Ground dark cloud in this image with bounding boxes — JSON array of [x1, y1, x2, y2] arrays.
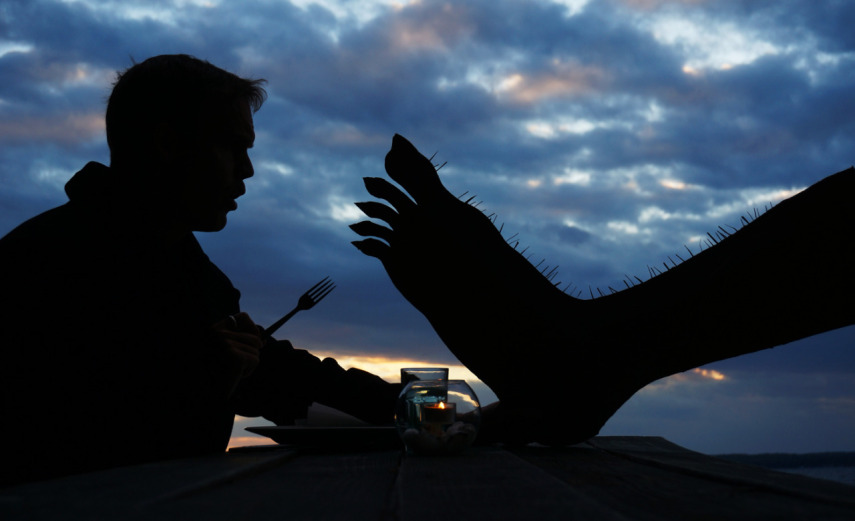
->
[[552, 223, 592, 244]]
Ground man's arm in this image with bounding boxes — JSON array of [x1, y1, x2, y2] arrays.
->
[[234, 339, 401, 426]]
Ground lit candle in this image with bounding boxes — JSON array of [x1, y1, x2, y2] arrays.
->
[[420, 401, 456, 436]]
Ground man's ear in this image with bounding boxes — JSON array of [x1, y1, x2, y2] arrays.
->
[[149, 119, 183, 164]]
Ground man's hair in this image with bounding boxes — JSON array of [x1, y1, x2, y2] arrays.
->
[[105, 54, 267, 168]]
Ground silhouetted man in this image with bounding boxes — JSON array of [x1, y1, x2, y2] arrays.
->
[[0, 55, 397, 486]]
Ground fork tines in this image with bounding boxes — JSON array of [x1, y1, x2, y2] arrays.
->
[[308, 276, 335, 301]]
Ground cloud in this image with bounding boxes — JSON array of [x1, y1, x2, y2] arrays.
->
[[0, 111, 104, 144], [495, 62, 609, 105]]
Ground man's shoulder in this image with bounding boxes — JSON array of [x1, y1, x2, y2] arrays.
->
[[1, 161, 116, 246], [0, 203, 77, 251]]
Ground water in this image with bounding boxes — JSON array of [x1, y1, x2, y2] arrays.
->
[[715, 452, 855, 487], [776, 466, 855, 487]]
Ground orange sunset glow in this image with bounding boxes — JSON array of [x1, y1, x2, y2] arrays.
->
[[228, 354, 487, 450]]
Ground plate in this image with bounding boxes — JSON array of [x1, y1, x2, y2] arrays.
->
[[246, 426, 400, 450]]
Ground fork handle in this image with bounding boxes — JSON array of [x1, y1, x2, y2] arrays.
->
[[263, 306, 299, 338]]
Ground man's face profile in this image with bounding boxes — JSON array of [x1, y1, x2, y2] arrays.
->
[[174, 100, 256, 233]]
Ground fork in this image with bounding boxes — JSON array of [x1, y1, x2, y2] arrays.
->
[[263, 277, 336, 337]]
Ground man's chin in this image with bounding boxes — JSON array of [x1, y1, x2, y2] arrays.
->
[[193, 215, 228, 233]]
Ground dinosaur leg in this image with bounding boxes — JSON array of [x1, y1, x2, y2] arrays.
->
[[352, 134, 855, 444]]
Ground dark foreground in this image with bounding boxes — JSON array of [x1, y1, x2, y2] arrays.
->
[[3, 437, 854, 520]]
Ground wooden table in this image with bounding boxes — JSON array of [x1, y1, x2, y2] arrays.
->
[[3, 437, 854, 520]]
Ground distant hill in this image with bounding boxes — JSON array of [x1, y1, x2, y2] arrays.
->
[[715, 452, 855, 469]]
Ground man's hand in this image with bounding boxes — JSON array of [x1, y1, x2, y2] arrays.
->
[[212, 312, 264, 379]]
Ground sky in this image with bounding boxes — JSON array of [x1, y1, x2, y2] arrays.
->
[[1, 0, 853, 455]]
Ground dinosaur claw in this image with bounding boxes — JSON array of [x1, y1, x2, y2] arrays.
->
[[351, 239, 389, 259], [354, 201, 399, 225], [349, 221, 393, 242], [362, 177, 415, 213], [358, 134, 855, 446]]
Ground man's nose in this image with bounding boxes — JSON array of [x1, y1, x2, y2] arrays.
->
[[238, 152, 254, 179]]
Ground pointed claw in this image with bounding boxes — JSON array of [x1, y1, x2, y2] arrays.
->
[[349, 221, 393, 242], [355, 201, 399, 226], [363, 177, 415, 214], [351, 239, 389, 259]]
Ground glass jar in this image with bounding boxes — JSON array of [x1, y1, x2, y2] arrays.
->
[[395, 379, 481, 455]]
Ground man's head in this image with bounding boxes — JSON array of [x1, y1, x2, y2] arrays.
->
[[106, 54, 266, 168], [105, 54, 267, 232]]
